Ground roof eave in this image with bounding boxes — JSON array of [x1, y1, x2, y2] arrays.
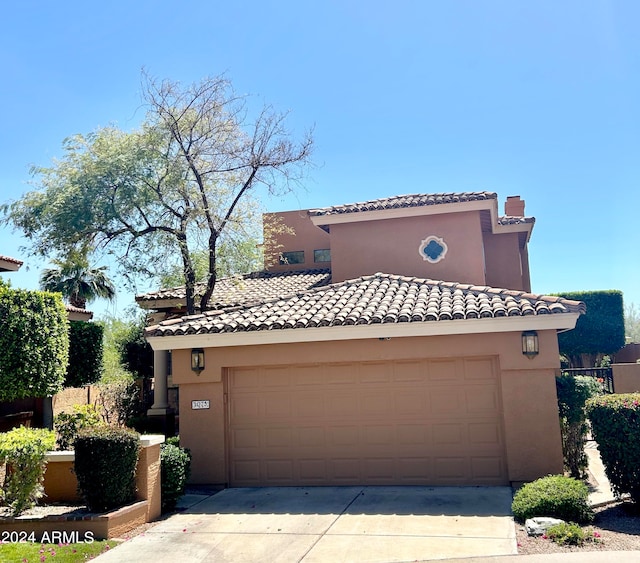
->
[[146, 312, 581, 351], [310, 199, 496, 229]]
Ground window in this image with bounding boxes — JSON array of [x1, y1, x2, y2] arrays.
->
[[279, 250, 305, 265], [313, 249, 331, 263]]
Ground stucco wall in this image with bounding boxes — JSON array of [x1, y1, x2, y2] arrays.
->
[[483, 232, 526, 291], [174, 330, 563, 486], [264, 210, 331, 272], [328, 211, 486, 284], [612, 363, 640, 393]]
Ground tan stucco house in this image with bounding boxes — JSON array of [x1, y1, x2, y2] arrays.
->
[[137, 192, 584, 487]]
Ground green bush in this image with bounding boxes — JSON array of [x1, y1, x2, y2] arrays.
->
[[0, 427, 56, 515], [67, 321, 104, 387], [54, 404, 104, 450], [160, 443, 191, 512], [0, 287, 69, 401], [546, 522, 588, 546], [165, 436, 180, 448], [74, 426, 140, 511], [511, 475, 594, 524], [586, 393, 640, 503], [556, 290, 625, 366], [556, 374, 602, 478]]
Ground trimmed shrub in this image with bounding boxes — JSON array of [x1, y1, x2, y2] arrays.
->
[[67, 321, 104, 387], [555, 290, 624, 366], [511, 475, 594, 524], [0, 287, 69, 401], [54, 404, 104, 450], [0, 427, 56, 515], [74, 427, 139, 511], [556, 374, 602, 478], [586, 393, 640, 503], [160, 443, 192, 512]]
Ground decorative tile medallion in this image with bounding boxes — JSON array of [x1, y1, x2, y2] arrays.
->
[[419, 236, 448, 263]]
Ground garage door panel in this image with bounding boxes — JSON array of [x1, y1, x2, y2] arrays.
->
[[393, 360, 429, 382], [228, 357, 507, 486]]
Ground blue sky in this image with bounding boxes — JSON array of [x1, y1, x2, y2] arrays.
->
[[1, 1, 639, 318]]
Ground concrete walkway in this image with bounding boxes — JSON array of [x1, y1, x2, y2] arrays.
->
[[94, 486, 516, 562]]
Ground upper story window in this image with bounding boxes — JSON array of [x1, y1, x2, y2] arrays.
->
[[419, 236, 448, 264], [313, 249, 331, 263], [279, 250, 305, 265]]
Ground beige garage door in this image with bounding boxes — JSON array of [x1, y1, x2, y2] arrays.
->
[[227, 357, 507, 486]]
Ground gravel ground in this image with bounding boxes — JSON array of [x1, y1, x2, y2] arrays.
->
[[516, 501, 640, 554]]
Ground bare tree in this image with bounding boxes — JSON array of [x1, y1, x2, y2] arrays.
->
[[3, 72, 313, 314]]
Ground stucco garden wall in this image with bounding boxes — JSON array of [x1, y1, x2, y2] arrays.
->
[[612, 363, 640, 393]]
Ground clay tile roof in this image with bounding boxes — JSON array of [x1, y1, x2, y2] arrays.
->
[[0, 255, 24, 272], [146, 273, 585, 338], [0, 255, 23, 265], [309, 192, 497, 217], [498, 216, 536, 225], [136, 268, 332, 309]]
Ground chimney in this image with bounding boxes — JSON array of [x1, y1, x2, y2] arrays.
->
[[505, 195, 525, 217]]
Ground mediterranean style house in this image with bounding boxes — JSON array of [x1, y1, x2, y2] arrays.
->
[[137, 192, 584, 487]]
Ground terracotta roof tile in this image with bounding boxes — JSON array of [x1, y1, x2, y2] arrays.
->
[[146, 273, 585, 338], [309, 192, 497, 217], [136, 268, 331, 309], [498, 216, 535, 225], [0, 255, 23, 265]]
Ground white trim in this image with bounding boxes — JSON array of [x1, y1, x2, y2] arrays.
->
[[147, 312, 581, 350]]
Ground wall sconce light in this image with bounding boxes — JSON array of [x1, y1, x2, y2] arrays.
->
[[521, 331, 539, 359], [191, 348, 205, 374]]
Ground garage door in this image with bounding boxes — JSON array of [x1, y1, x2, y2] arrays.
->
[[227, 357, 507, 486]]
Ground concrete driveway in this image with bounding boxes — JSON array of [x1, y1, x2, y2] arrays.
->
[[95, 486, 517, 563]]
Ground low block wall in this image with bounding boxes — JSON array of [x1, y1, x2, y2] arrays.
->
[[6, 434, 165, 540], [612, 363, 640, 394]]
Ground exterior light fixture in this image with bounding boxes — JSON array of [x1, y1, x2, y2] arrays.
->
[[191, 348, 205, 374], [521, 331, 539, 359]]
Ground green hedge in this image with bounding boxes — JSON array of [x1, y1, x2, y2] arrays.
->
[[556, 374, 601, 478], [0, 287, 69, 400], [586, 393, 640, 503], [74, 427, 140, 511], [556, 290, 624, 360], [67, 321, 104, 387]]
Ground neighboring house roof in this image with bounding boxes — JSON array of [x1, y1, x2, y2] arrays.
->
[[65, 304, 93, 321], [136, 268, 332, 310], [146, 272, 585, 349], [309, 192, 498, 216], [0, 255, 24, 272]]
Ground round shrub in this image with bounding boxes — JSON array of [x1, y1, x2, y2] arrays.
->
[[0, 427, 56, 516], [511, 475, 594, 524], [161, 443, 191, 512], [74, 426, 139, 512], [587, 393, 640, 503]]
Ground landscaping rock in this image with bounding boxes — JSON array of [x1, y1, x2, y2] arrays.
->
[[525, 517, 565, 536]]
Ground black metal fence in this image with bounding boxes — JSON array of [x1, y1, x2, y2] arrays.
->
[[560, 367, 614, 394]]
